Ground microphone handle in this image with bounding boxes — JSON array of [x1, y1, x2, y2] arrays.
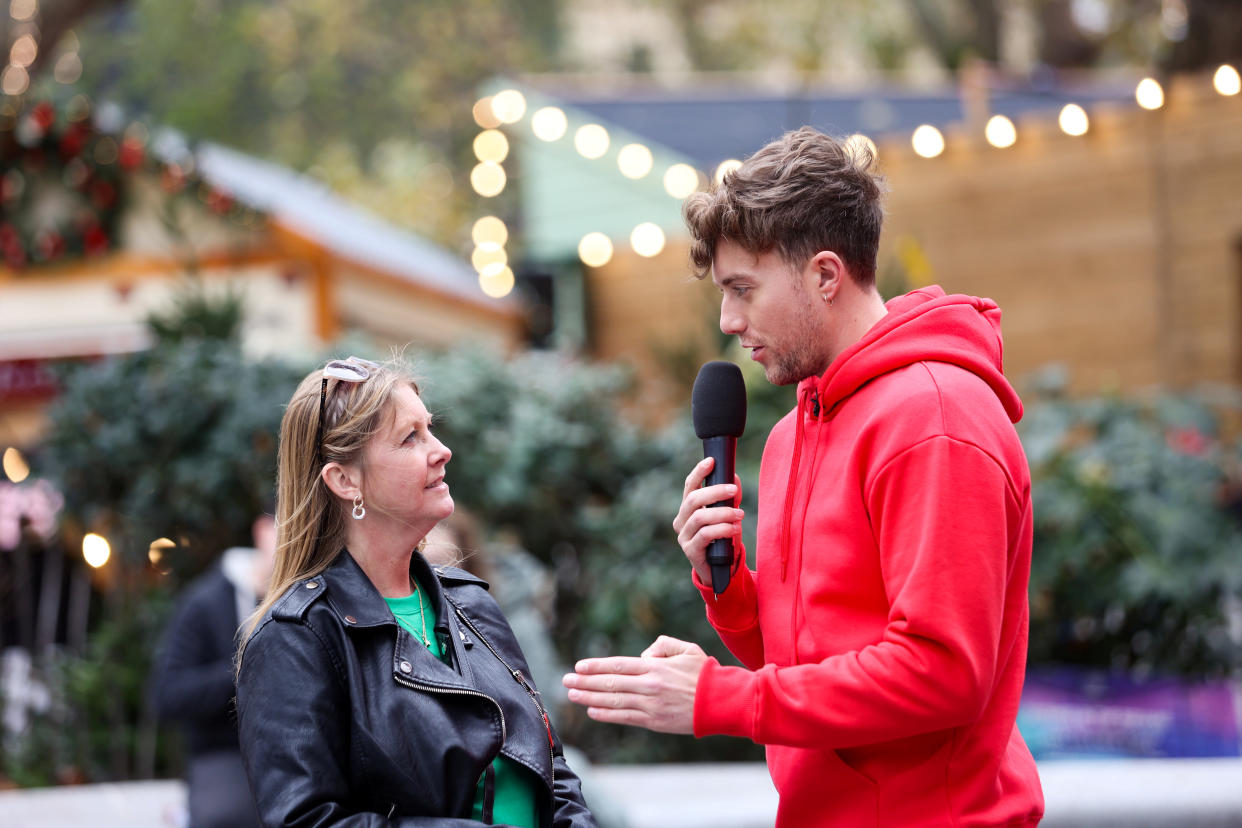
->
[[702, 435, 737, 595]]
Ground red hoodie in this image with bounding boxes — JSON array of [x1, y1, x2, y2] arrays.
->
[[692, 287, 1044, 827]]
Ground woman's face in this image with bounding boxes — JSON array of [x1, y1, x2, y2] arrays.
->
[[358, 384, 453, 533]]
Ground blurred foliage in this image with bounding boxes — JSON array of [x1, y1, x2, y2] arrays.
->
[[663, 0, 1241, 78], [416, 345, 764, 762], [42, 289, 303, 576], [3, 586, 174, 785], [1020, 375, 1242, 680], [66, 0, 560, 247], [6, 288, 307, 784]]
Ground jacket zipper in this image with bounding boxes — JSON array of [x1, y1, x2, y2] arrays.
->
[[391, 672, 507, 745], [450, 604, 557, 788]]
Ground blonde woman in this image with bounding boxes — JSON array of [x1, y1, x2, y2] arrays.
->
[[236, 357, 597, 827]]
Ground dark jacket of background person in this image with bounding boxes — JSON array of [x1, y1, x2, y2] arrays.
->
[[236, 549, 597, 828], [150, 547, 263, 827]]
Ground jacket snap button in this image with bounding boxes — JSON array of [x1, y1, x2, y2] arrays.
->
[[399, 660, 413, 673], [345, 615, 356, 624], [305, 581, 319, 590]]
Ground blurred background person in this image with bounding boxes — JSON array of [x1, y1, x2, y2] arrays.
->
[[149, 510, 277, 828]]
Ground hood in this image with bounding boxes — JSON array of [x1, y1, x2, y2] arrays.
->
[[801, 285, 1023, 424]]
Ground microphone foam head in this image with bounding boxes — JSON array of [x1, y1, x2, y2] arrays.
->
[[692, 361, 747, 438]]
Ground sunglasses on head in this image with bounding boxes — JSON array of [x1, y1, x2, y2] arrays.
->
[[316, 357, 380, 466]]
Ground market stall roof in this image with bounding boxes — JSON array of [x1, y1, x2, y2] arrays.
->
[[157, 135, 515, 311]]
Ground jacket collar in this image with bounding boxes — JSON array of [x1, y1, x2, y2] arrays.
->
[[318, 548, 486, 630]]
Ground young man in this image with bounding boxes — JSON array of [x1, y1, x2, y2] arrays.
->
[[564, 127, 1045, 826]]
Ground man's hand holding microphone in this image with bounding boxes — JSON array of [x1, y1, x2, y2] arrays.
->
[[563, 361, 747, 734]]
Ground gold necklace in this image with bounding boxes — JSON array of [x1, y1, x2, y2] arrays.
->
[[412, 580, 431, 648]]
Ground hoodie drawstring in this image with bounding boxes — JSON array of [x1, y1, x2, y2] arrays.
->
[[780, 385, 814, 580]]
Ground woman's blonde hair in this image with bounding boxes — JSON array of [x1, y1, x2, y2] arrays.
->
[[238, 356, 417, 655]]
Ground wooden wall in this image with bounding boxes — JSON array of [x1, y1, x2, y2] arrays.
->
[[876, 71, 1242, 396]]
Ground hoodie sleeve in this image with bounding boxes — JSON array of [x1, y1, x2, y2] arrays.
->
[[694, 436, 1019, 748], [691, 556, 765, 671]]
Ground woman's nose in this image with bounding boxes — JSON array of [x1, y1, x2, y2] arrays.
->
[[434, 436, 452, 465]]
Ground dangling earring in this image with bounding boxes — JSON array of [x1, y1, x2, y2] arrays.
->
[[352, 494, 366, 520]]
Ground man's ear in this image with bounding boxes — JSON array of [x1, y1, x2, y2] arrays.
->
[[810, 250, 847, 302], [320, 462, 361, 503]]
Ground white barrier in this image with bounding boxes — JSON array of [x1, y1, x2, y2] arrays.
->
[[2, 759, 1241, 827]]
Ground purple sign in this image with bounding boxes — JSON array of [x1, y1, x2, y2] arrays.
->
[[1017, 668, 1240, 759]]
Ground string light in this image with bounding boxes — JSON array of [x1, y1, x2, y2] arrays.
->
[[663, 163, 699, 199], [473, 129, 510, 163], [578, 232, 613, 267], [531, 106, 568, 141], [630, 223, 666, 257], [470, 161, 506, 197], [1135, 78, 1164, 110], [9, 33, 37, 68], [83, 533, 111, 568], [9, 0, 37, 22], [472, 215, 508, 247], [617, 143, 654, 179], [1214, 64, 1241, 96], [490, 90, 527, 124], [984, 115, 1017, 148], [471, 242, 506, 273], [472, 97, 502, 129], [911, 125, 945, 158], [713, 159, 742, 184], [574, 124, 609, 159], [149, 538, 175, 569], [479, 264, 515, 298], [1058, 104, 1089, 136], [1, 65, 29, 97], [2, 447, 29, 483], [844, 133, 877, 163]]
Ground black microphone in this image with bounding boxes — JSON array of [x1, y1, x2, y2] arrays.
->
[[691, 361, 747, 595]]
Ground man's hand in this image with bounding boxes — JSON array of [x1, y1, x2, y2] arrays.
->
[[672, 457, 744, 583], [562, 636, 709, 735]]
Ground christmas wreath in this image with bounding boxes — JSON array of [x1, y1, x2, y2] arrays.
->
[[0, 99, 256, 271]]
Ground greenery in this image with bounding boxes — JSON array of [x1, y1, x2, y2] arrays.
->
[[5, 289, 307, 784], [62, 0, 560, 247], [1019, 376, 1242, 680], [416, 345, 765, 762]]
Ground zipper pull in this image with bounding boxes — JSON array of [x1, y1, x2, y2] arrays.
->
[[459, 629, 473, 648]]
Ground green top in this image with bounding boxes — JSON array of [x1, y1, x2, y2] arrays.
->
[[384, 583, 540, 828]]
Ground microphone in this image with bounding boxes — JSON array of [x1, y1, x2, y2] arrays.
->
[[691, 361, 747, 595]]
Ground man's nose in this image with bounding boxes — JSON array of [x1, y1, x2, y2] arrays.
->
[[719, 301, 744, 336]]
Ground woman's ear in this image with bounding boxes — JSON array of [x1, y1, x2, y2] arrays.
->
[[320, 462, 361, 503]]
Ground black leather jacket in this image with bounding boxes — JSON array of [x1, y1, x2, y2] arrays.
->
[[236, 549, 598, 828]]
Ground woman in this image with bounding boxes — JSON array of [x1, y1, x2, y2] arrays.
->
[[236, 356, 597, 827]]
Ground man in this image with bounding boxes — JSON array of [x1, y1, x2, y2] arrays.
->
[[563, 127, 1044, 826], [150, 512, 276, 828]]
